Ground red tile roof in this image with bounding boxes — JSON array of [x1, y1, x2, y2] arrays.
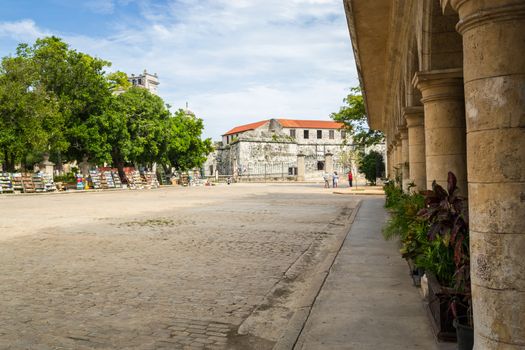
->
[[222, 119, 344, 136], [223, 120, 269, 136], [277, 119, 344, 129]]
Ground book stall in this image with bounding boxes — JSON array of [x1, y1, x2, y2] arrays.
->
[[11, 173, 23, 192], [0, 167, 164, 195], [0, 172, 56, 194], [112, 171, 122, 188], [21, 173, 35, 193], [103, 170, 116, 188], [0, 173, 14, 194], [98, 168, 123, 189], [89, 169, 103, 189], [122, 168, 145, 190], [32, 174, 46, 192], [142, 171, 160, 189]]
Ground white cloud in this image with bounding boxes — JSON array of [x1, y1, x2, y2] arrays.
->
[[84, 0, 116, 14], [0, 19, 49, 42], [0, 0, 358, 139]]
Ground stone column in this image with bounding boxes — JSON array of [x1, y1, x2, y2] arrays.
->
[[404, 107, 426, 192], [413, 68, 467, 194], [296, 153, 305, 182], [394, 134, 403, 182], [391, 140, 398, 181], [38, 154, 55, 175], [400, 127, 410, 190], [387, 144, 393, 179], [79, 156, 91, 177], [450, 1, 525, 348], [324, 152, 333, 174]]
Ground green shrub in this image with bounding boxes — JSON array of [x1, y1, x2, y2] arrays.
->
[[383, 189, 426, 261], [383, 181, 403, 209], [400, 218, 429, 261], [415, 238, 456, 287], [54, 172, 76, 183]]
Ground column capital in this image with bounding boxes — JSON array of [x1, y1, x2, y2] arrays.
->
[[403, 106, 424, 128], [394, 132, 401, 142], [449, 0, 525, 34], [413, 68, 464, 103]]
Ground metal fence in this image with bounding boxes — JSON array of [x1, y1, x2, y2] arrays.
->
[[207, 161, 298, 182]]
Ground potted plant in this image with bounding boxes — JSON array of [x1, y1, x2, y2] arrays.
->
[[383, 182, 426, 285], [452, 295, 474, 349], [418, 172, 472, 344]]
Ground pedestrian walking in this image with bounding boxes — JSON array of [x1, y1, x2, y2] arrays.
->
[[333, 171, 339, 188], [323, 172, 330, 188], [348, 171, 353, 187]]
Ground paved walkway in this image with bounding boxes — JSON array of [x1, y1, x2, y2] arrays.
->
[[293, 197, 455, 350]]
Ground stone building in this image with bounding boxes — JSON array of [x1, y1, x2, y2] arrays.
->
[[344, 0, 524, 348], [205, 119, 359, 180], [128, 69, 159, 95]]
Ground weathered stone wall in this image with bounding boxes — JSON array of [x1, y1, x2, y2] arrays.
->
[[215, 120, 356, 179]]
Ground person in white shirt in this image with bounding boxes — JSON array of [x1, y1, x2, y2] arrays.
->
[[333, 171, 339, 188]]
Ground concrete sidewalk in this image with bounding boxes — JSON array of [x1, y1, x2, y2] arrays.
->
[[293, 197, 454, 350], [332, 186, 385, 196]]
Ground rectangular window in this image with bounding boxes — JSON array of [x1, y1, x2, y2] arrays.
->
[[290, 129, 296, 138], [304, 130, 309, 139], [317, 130, 322, 139], [329, 130, 335, 139], [341, 130, 346, 139], [317, 161, 325, 171], [288, 167, 298, 175]]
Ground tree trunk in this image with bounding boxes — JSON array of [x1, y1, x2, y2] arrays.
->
[[116, 160, 125, 184], [3, 151, 16, 172]]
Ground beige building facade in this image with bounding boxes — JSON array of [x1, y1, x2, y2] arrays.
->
[[208, 119, 357, 179], [128, 69, 159, 95], [344, 0, 524, 348]]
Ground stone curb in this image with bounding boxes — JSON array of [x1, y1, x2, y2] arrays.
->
[[272, 200, 363, 350], [333, 190, 384, 196], [0, 187, 165, 198]]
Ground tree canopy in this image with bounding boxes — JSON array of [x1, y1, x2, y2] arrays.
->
[[330, 87, 384, 148], [357, 150, 385, 185], [0, 36, 212, 173]]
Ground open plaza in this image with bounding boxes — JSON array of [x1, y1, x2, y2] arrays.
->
[[0, 184, 359, 349]]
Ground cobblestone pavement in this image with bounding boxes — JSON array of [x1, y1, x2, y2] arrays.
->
[[0, 184, 357, 349]]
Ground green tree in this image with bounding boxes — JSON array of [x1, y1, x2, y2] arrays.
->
[[0, 36, 212, 174], [331, 87, 384, 148], [357, 150, 385, 185], [0, 54, 65, 171], [85, 87, 170, 177], [107, 71, 131, 92], [17, 36, 112, 163], [161, 109, 213, 171]]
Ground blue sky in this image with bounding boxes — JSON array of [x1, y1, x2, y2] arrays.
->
[[0, 0, 358, 139]]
